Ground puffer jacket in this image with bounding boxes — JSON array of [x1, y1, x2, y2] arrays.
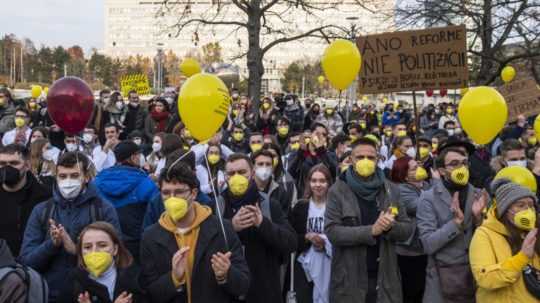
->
[[470, 207, 540, 303]]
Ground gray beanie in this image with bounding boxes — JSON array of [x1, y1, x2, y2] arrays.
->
[[491, 178, 537, 219]]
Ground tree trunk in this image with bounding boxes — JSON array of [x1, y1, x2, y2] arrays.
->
[[476, 0, 494, 85], [246, 1, 264, 111]]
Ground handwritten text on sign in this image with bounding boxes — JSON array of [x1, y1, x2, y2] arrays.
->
[[356, 25, 469, 94], [498, 78, 540, 122]]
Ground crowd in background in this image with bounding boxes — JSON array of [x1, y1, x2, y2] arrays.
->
[[1, 85, 540, 303]]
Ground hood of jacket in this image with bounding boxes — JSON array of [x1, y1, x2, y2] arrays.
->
[[481, 206, 510, 237], [93, 165, 158, 208]]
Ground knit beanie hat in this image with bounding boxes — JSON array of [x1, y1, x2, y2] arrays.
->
[[491, 178, 537, 219]]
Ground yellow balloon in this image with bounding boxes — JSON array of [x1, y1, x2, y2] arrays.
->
[[501, 66, 516, 83], [317, 75, 325, 85], [362, 95, 368, 101], [180, 58, 201, 77], [495, 166, 537, 193], [458, 86, 507, 145], [31, 85, 42, 99], [321, 39, 361, 90], [534, 115, 540, 140], [178, 74, 231, 141]]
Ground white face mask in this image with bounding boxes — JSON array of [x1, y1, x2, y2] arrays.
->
[[82, 133, 93, 144], [115, 101, 124, 110], [165, 97, 174, 105], [406, 147, 416, 158], [103, 97, 111, 104], [447, 129, 455, 136], [255, 167, 273, 182], [286, 99, 294, 106], [43, 148, 56, 162], [507, 160, 527, 168], [133, 138, 142, 146], [58, 178, 83, 200], [152, 142, 162, 152], [66, 143, 78, 152]]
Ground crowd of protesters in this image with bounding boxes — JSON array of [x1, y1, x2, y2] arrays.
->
[[1, 85, 540, 303]]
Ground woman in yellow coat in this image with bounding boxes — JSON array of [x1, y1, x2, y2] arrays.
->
[[470, 179, 540, 302]]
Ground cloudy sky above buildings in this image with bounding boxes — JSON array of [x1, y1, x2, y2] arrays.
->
[[1, 0, 104, 53]]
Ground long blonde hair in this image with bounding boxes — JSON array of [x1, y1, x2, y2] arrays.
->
[[30, 138, 55, 176]]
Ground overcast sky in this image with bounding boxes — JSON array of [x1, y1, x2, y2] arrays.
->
[[1, 0, 104, 54]]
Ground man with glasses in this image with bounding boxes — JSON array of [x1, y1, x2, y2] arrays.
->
[[140, 161, 249, 302], [0, 144, 50, 255], [2, 108, 31, 146], [416, 142, 488, 302]]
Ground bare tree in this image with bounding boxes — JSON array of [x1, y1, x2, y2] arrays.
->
[[157, 0, 379, 108], [395, 0, 540, 85]]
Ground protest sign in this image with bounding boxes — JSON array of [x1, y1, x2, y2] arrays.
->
[[498, 77, 540, 122], [120, 74, 150, 96], [356, 25, 468, 94]]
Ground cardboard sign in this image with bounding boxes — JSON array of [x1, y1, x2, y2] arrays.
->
[[356, 25, 469, 94], [498, 77, 540, 122], [120, 74, 150, 96]]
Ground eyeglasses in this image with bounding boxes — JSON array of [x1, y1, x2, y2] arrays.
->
[[445, 160, 469, 169]]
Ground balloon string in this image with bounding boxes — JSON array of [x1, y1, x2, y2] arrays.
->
[[203, 150, 230, 251]]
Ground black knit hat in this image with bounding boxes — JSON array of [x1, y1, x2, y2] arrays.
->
[[114, 140, 139, 163]]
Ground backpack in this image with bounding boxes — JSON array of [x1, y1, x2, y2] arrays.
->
[[0, 264, 48, 303]]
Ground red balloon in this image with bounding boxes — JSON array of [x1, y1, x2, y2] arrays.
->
[[426, 89, 434, 97], [47, 77, 94, 135], [440, 88, 448, 97]]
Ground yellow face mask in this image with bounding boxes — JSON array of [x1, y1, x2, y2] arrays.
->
[[228, 174, 249, 196], [325, 109, 333, 116], [232, 109, 239, 117], [262, 103, 270, 110], [355, 158, 376, 178], [290, 142, 300, 151], [232, 132, 244, 142], [0, 98, 5, 106], [15, 117, 25, 128], [446, 108, 454, 115], [415, 167, 428, 181], [397, 130, 407, 137], [384, 130, 392, 137], [528, 137, 537, 146], [349, 135, 358, 143], [419, 147, 430, 159], [304, 137, 312, 145], [360, 122, 367, 129], [278, 126, 289, 137], [84, 251, 113, 278], [164, 197, 189, 222], [340, 164, 350, 173], [432, 143, 439, 151], [184, 129, 191, 139], [450, 166, 469, 186], [208, 154, 220, 165], [250, 143, 262, 153], [513, 208, 537, 231]]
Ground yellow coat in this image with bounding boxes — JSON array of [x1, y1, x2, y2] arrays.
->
[[470, 208, 540, 303]]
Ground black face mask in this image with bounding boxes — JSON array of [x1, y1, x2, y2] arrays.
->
[[0, 166, 23, 187]]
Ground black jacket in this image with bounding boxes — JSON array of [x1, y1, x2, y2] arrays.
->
[[221, 194, 297, 303], [0, 172, 51, 256], [57, 266, 148, 303], [124, 104, 147, 137], [140, 216, 250, 303], [288, 200, 312, 255]]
